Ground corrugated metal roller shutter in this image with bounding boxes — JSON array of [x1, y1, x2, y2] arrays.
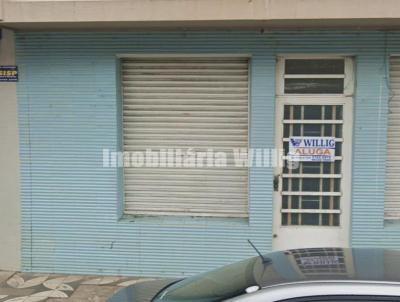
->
[[385, 56, 400, 219], [121, 57, 249, 218]]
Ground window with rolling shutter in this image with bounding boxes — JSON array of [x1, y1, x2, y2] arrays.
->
[[120, 56, 249, 218], [385, 56, 400, 220]]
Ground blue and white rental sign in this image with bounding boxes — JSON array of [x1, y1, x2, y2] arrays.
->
[[288, 136, 336, 162]]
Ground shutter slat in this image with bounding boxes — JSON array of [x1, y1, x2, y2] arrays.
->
[[123, 99, 248, 105], [123, 93, 248, 99], [124, 167, 247, 174], [122, 81, 248, 87], [123, 111, 248, 117], [123, 128, 248, 134], [123, 122, 248, 129], [123, 105, 248, 110], [123, 116, 248, 123], [121, 57, 249, 217], [385, 57, 400, 219]]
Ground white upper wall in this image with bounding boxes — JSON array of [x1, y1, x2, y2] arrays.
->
[[1, 0, 400, 30]]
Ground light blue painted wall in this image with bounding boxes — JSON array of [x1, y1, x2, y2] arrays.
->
[[15, 31, 400, 277]]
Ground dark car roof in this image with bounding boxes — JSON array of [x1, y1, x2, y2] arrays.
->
[[151, 248, 400, 302], [108, 248, 400, 302]]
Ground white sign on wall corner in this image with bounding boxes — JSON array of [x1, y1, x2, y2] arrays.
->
[[288, 136, 336, 162]]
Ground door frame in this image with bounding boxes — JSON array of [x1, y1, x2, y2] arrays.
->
[[272, 55, 354, 250]]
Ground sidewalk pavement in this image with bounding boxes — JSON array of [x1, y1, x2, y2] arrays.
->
[[0, 270, 154, 302]]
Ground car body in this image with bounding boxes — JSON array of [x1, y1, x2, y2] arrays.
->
[[108, 247, 400, 302]]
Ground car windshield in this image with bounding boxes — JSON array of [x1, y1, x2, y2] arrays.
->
[[153, 256, 260, 302]]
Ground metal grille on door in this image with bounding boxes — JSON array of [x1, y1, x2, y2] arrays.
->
[[281, 104, 343, 226]]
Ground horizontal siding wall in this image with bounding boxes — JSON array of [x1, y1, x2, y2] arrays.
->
[[15, 31, 400, 277]]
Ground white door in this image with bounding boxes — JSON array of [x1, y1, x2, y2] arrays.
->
[[272, 56, 354, 250]]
